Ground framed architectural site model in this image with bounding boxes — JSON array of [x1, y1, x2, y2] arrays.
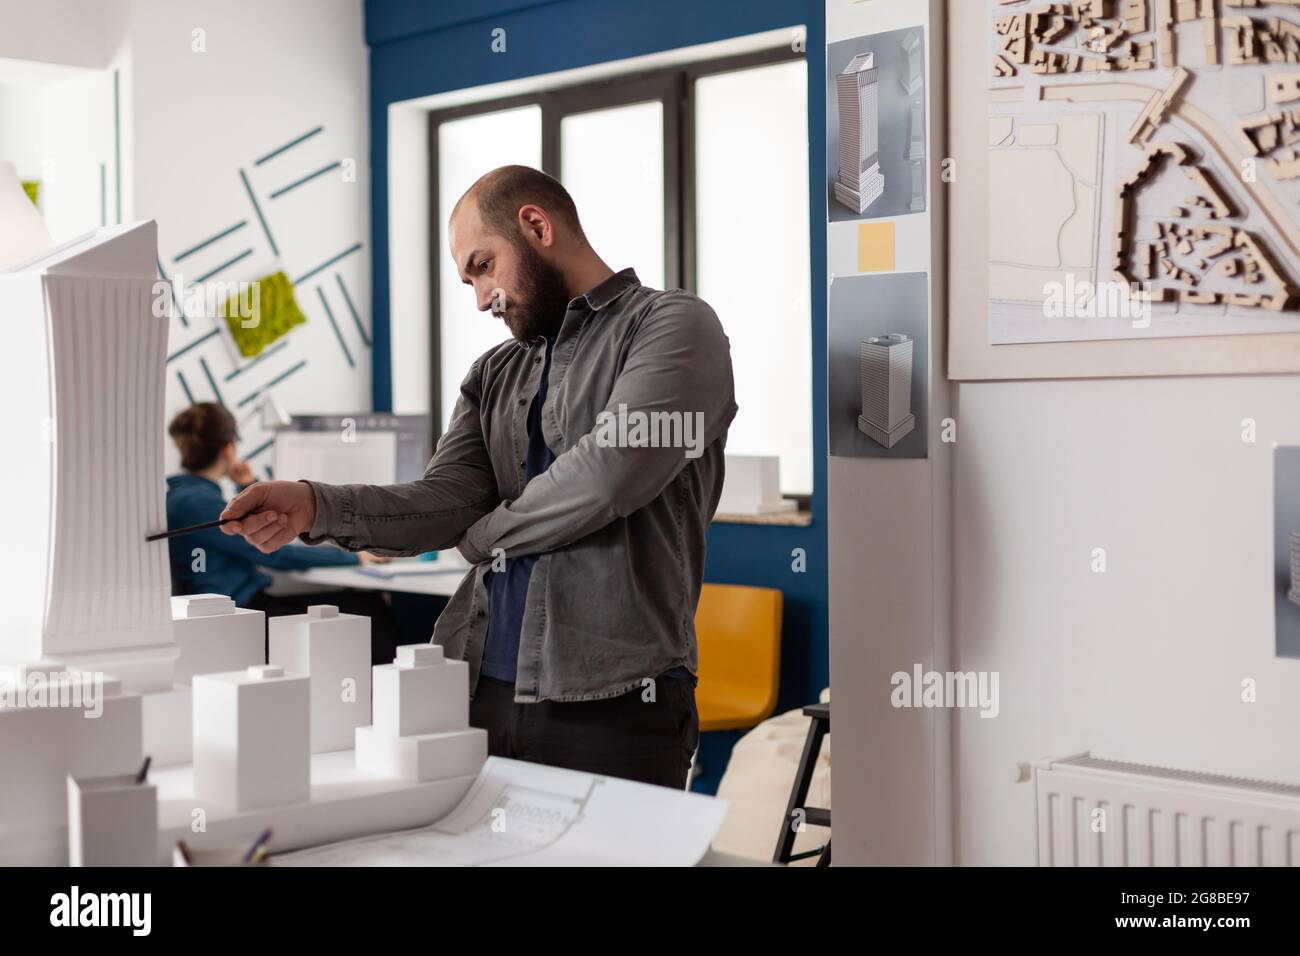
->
[[948, 0, 1300, 379]]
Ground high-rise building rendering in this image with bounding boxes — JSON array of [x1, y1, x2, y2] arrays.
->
[[835, 51, 885, 214], [857, 333, 915, 448]]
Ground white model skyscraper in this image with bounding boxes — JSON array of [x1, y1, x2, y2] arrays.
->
[[857, 334, 915, 448], [835, 51, 885, 214], [0, 221, 176, 691]]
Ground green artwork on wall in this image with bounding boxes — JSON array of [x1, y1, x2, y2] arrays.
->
[[21, 181, 39, 206], [220, 269, 306, 357]]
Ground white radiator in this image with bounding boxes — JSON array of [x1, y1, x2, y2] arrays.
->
[[1030, 753, 1300, 867]]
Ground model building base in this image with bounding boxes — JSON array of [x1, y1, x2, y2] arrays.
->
[[835, 170, 885, 215], [858, 412, 915, 448], [355, 725, 488, 783], [153, 749, 477, 864]]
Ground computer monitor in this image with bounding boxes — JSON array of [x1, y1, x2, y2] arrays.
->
[[273, 414, 432, 485]]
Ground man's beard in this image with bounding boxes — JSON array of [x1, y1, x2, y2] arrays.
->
[[497, 241, 571, 343]]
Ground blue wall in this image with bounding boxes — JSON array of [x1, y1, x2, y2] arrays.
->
[[364, 0, 829, 789]]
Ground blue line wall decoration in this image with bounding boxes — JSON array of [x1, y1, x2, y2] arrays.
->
[[161, 120, 371, 482]]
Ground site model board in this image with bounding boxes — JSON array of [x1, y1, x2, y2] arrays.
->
[[986, 0, 1300, 345]]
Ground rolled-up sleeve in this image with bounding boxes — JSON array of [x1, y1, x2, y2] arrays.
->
[[459, 293, 736, 563], [301, 359, 501, 555]]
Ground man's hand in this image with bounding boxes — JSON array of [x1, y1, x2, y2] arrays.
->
[[358, 551, 393, 566], [220, 480, 317, 553]]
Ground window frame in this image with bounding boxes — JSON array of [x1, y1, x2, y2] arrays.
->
[[426, 44, 806, 500]]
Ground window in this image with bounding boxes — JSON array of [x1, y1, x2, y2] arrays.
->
[[429, 46, 811, 497], [435, 105, 542, 428], [693, 60, 811, 494]]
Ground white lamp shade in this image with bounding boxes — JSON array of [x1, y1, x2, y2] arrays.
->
[[0, 162, 52, 270]]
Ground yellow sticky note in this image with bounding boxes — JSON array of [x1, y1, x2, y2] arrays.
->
[[857, 221, 895, 272]]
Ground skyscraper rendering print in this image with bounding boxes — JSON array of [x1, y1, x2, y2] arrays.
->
[[857, 334, 915, 448], [834, 52, 885, 215], [827, 25, 927, 223], [828, 272, 929, 461]]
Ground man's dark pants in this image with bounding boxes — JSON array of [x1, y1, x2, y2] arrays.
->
[[470, 675, 699, 789]]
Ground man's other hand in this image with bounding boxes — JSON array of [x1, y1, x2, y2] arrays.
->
[[220, 480, 317, 553]]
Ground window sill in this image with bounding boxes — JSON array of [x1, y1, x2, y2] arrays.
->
[[712, 510, 813, 527]]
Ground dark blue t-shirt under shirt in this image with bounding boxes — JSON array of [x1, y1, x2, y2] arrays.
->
[[480, 335, 691, 686]]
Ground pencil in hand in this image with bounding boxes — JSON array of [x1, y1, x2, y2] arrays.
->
[[144, 517, 237, 543]]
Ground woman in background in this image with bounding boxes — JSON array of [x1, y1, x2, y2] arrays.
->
[[166, 402, 401, 663]]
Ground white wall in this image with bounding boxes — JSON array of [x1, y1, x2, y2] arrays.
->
[[125, 0, 371, 473], [0, 0, 128, 70], [953, 375, 1300, 865], [1, 0, 371, 475]]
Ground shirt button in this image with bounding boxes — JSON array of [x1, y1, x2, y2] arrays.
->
[[519, 460, 526, 468], [518, 397, 527, 406]]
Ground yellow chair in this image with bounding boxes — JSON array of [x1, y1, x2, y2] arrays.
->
[[693, 583, 783, 733]]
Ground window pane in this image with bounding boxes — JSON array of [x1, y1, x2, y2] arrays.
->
[[695, 60, 812, 495], [560, 100, 665, 289], [437, 105, 542, 431]]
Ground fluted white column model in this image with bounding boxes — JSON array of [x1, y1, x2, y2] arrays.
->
[[857, 334, 916, 448], [835, 52, 886, 214], [0, 221, 176, 691]]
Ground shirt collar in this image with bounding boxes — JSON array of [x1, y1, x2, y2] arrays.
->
[[521, 269, 641, 350], [577, 268, 640, 312]]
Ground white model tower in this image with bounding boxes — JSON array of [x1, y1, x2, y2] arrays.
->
[[835, 51, 885, 214], [193, 664, 311, 811], [355, 644, 487, 782], [270, 604, 372, 753], [857, 334, 915, 448], [0, 221, 176, 691]]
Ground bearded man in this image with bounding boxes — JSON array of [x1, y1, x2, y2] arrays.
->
[[222, 165, 736, 788]]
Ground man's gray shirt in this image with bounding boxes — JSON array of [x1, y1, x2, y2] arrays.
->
[[301, 269, 737, 702]]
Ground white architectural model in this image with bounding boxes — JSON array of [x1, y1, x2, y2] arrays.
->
[[717, 455, 797, 516], [835, 52, 886, 214], [193, 664, 311, 812], [857, 334, 915, 448], [270, 605, 371, 753], [355, 644, 487, 782], [67, 771, 157, 867], [172, 594, 265, 684], [144, 594, 266, 768], [0, 671, 143, 865], [0, 222, 488, 865], [0, 221, 176, 692]]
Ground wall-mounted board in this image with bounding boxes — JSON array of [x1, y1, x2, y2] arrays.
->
[[950, 0, 1300, 379]]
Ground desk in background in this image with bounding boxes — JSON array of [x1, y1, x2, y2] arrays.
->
[[276, 557, 470, 644], [283, 558, 469, 597]]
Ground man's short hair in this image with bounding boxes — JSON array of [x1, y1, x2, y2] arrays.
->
[[466, 165, 586, 244]]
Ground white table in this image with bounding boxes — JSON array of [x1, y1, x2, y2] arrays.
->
[[282, 559, 469, 597]]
